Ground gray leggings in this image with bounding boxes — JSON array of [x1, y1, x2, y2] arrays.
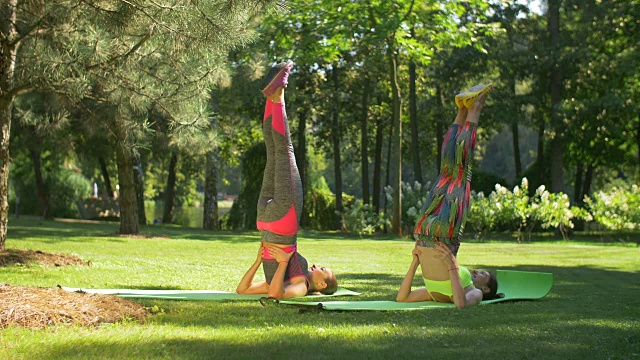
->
[[256, 100, 303, 245]]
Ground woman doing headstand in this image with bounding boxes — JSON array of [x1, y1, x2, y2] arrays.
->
[[397, 86, 502, 308], [236, 62, 338, 299]]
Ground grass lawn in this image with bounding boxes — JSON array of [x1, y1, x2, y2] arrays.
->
[[1, 218, 639, 359]]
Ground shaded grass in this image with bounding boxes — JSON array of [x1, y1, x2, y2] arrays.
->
[[1, 218, 639, 359]]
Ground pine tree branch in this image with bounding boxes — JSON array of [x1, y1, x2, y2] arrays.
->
[[87, 26, 154, 70], [148, 0, 180, 11], [79, 0, 121, 15], [117, 0, 184, 37], [8, 10, 52, 47], [195, 4, 225, 36], [6, 82, 34, 98]]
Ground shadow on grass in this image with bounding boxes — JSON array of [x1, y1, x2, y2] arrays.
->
[[34, 268, 639, 360], [10, 217, 638, 246]]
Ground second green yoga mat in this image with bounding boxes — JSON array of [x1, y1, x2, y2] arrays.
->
[[279, 270, 553, 311], [60, 286, 360, 300]]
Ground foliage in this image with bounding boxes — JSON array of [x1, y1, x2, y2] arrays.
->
[[341, 199, 389, 235], [528, 185, 576, 241], [470, 169, 510, 196], [585, 185, 640, 231], [223, 142, 266, 230], [8, 151, 91, 219], [305, 177, 349, 231], [48, 170, 92, 219], [393, 178, 594, 242], [466, 191, 495, 241]]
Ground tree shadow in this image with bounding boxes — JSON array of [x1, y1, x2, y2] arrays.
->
[[33, 285, 638, 360]]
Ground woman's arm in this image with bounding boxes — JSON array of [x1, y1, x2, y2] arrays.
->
[[397, 248, 432, 302], [434, 244, 482, 308], [236, 243, 269, 294], [264, 244, 305, 299]]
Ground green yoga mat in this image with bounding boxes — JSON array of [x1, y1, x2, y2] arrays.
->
[[59, 286, 360, 300], [279, 270, 553, 311]]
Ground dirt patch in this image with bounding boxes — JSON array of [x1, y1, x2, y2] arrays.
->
[[0, 249, 90, 267], [0, 284, 148, 329]]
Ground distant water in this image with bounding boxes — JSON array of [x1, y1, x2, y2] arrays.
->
[[145, 202, 232, 228]]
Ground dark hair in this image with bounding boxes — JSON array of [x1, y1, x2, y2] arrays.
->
[[482, 272, 504, 300], [320, 272, 338, 295]]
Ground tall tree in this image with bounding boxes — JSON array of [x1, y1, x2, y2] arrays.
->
[[0, 0, 277, 247], [330, 66, 343, 229], [548, 0, 564, 193]]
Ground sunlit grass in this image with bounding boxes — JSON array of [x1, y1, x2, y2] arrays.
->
[[2, 218, 638, 359]]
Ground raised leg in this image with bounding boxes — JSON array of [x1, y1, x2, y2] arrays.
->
[[256, 87, 303, 243], [413, 96, 483, 255], [257, 100, 276, 218]]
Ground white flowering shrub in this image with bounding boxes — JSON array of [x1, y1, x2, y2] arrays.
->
[[584, 185, 640, 230], [468, 178, 586, 241], [384, 181, 430, 231], [341, 199, 389, 235], [467, 191, 496, 240], [467, 178, 531, 242], [352, 176, 637, 240], [528, 185, 576, 240]]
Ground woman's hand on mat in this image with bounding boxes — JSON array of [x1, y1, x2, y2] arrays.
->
[[265, 244, 293, 264], [433, 243, 456, 267]]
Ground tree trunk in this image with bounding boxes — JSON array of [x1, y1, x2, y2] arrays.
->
[[510, 75, 521, 179], [512, 119, 522, 179], [0, 98, 10, 251], [583, 164, 595, 199], [203, 144, 219, 230], [331, 67, 343, 230], [637, 120, 640, 173], [384, 103, 394, 217], [573, 163, 585, 231], [162, 152, 178, 224], [98, 156, 114, 199], [0, 0, 18, 251], [295, 73, 308, 226], [549, 0, 564, 193], [132, 152, 146, 225], [409, 30, 422, 185], [114, 117, 139, 234], [574, 163, 584, 205], [536, 118, 545, 187], [361, 75, 371, 204], [30, 148, 51, 219], [372, 96, 383, 214], [390, 49, 402, 236]]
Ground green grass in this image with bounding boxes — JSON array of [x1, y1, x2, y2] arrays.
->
[[2, 218, 639, 359]]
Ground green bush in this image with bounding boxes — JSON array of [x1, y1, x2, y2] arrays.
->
[[341, 199, 389, 235], [383, 181, 430, 233], [584, 184, 640, 230], [471, 170, 509, 195], [9, 154, 91, 219], [305, 177, 354, 231], [49, 170, 92, 218], [467, 178, 591, 241]]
